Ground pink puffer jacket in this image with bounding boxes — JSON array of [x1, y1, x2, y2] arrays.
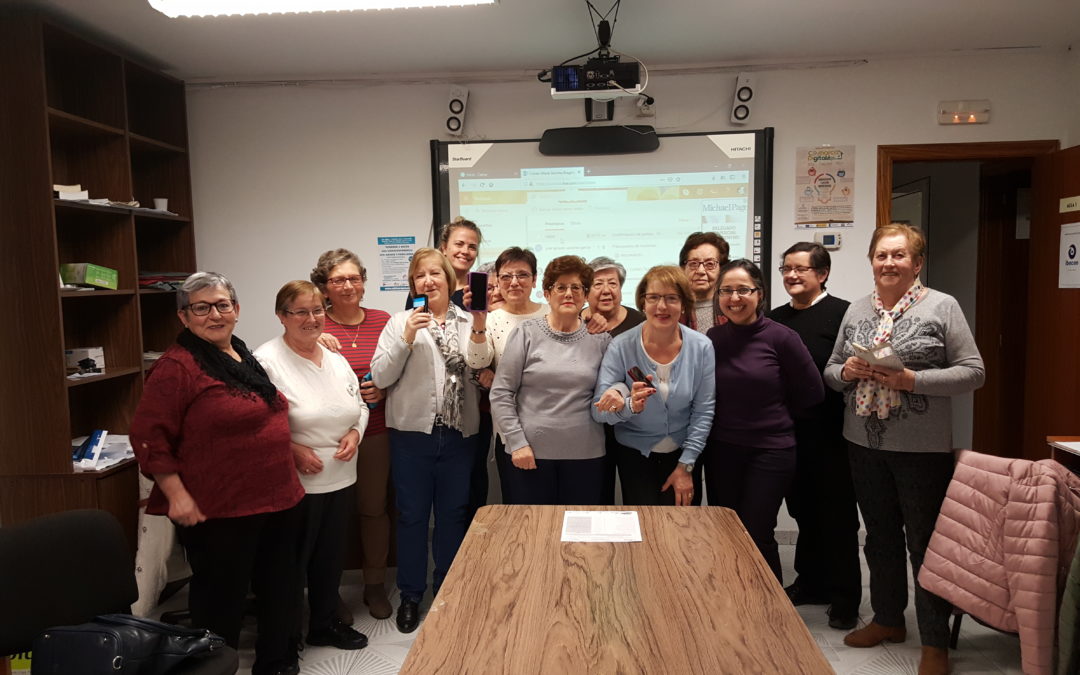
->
[[918, 450, 1080, 675]]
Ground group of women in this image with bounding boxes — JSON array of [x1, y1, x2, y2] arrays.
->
[[131, 219, 982, 675]]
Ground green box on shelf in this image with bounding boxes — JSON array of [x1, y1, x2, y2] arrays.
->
[[60, 263, 119, 290]]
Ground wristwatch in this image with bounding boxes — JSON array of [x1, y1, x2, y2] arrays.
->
[[678, 462, 694, 473]]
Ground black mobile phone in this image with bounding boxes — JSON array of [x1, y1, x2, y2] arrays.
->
[[627, 366, 650, 384], [468, 271, 488, 311], [412, 294, 428, 312]]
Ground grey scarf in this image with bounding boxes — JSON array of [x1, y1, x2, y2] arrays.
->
[[430, 303, 467, 432]]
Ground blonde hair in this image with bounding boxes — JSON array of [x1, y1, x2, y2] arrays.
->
[[438, 216, 483, 250], [869, 223, 927, 261], [634, 266, 693, 316], [408, 248, 457, 296]]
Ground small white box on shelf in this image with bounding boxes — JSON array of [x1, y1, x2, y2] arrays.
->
[[65, 347, 105, 373]]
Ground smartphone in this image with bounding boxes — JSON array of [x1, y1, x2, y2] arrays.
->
[[627, 366, 650, 384], [468, 271, 488, 311], [361, 372, 378, 410], [411, 294, 428, 312]]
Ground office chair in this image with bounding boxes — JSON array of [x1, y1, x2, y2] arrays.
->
[[0, 509, 238, 675]]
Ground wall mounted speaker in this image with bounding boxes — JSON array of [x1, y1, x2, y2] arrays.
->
[[729, 73, 755, 125], [446, 85, 469, 136]]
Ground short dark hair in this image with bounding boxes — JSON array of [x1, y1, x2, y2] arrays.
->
[[679, 232, 731, 267], [495, 246, 538, 277], [542, 255, 593, 291], [311, 248, 366, 291], [781, 241, 831, 290], [718, 258, 767, 316]]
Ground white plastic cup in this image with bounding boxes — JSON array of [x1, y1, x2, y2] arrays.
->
[[153, 198, 168, 211]]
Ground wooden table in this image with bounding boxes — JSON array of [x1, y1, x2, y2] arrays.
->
[[1048, 436, 1080, 474], [400, 505, 832, 674]]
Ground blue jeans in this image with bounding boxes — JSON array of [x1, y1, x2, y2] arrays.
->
[[390, 427, 475, 602]]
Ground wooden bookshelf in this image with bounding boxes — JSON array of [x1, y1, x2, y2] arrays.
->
[[0, 11, 196, 549]]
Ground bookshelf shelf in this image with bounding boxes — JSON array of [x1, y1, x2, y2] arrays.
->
[[1, 11, 196, 551]]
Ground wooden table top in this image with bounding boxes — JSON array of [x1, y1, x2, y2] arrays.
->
[[400, 505, 833, 675]]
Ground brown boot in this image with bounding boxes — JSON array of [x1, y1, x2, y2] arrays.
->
[[843, 621, 907, 647], [918, 646, 949, 675], [364, 583, 393, 620], [334, 594, 354, 625]]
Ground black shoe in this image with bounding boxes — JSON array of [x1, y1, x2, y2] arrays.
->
[[397, 598, 421, 633], [306, 619, 369, 650], [828, 608, 859, 630], [784, 582, 829, 606]]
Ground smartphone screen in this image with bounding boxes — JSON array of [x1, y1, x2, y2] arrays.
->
[[468, 271, 488, 312], [627, 366, 649, 384], [412, 294, 428, 312]]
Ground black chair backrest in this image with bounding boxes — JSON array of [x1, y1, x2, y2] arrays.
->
[[0, 509, 138, 655]]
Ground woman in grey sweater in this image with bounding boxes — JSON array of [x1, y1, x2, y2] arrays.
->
[[489, 255, 612, 505], [823, 224, 984, 675]]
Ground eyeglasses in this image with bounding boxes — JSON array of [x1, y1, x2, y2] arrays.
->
[[643, 294, 682, 306], [551, 283, 585, 295], [717, 287, 759, 297], [778, 265, 817, 275], [185, 301, 235, 316], [326, 275, 363, 288], [282, 307, 326, 319], [591, 280, 620, 291], [498, 272, 533, 284], [685, 259, 720, 271]]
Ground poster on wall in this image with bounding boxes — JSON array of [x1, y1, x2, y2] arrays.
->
[[378, 235, 416, 292], [1059, 223, 1080, 289], [795, 145, 855, 226]]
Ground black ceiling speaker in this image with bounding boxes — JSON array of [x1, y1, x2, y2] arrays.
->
[[539, 125, 659, 156]]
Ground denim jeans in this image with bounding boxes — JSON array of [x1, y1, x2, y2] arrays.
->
[[390, 426, 475, 602]]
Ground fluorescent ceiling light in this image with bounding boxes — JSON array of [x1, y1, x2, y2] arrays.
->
[[148, 0, 496, 18]]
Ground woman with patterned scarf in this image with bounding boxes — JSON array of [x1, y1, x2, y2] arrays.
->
[[131, 272, 305, 675], [824, 224, 984, 675], [370, 248, 493, 634]]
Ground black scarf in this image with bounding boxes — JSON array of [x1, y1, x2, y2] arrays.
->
[[176, 328, 282, 409]]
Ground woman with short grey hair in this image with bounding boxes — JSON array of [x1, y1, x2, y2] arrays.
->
[[583, 256, 645, 337]]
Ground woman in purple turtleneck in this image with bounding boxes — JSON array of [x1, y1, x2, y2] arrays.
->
[[702, 259, 822, 582]]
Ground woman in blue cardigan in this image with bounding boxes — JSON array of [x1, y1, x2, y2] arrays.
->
[[592, 266, 716, 505]]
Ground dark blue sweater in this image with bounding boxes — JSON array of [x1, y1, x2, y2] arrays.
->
[[706, 315, 823, 449]]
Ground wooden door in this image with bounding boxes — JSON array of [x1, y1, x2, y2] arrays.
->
[[1023, 145, 1080, 459]]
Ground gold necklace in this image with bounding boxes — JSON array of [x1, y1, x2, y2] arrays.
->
[[332, 309, 365, 348]]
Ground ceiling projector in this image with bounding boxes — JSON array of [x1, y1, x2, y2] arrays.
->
[[549, 57, 642, 100]]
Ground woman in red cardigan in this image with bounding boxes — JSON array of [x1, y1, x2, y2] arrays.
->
[[131, 271, 305, 675]]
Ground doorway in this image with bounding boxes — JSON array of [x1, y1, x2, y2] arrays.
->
[[877, 141, 1058, 458]]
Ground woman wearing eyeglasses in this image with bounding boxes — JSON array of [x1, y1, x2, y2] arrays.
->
[[592, 266, 715, 506], [371, 248, 493, 633], [255, 281, 370, 652], [489, 255, 612, 505], [132, 272, 305, 675], [702, 259, 822, 582], [310, 249, 394, 621], [678, 231, 731, 332]]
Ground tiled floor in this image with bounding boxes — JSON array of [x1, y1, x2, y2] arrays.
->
[[155, 539, 1024, 674]]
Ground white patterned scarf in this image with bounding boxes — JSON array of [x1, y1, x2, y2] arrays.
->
[[854, 282, 926, 419], [429, 303, 467, 432]]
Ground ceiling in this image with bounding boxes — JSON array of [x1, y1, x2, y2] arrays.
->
[[16, 0, 1080, 83]]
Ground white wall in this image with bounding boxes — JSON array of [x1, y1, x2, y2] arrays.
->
[[188, 50, 1074, 346]]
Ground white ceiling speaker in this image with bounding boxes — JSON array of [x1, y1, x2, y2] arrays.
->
[[729, 73, 755, 125], [446, 85, 469, 136]]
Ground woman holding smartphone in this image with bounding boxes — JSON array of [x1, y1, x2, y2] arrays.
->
[[371, 248, 492, 634], [592, 266, 715, 506]]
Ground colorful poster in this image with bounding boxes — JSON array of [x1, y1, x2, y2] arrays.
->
[[795, 145, 855, 225], [377, 235, 416, 292]]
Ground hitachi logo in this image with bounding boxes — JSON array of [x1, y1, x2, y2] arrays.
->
[[730, 146, 751, 152]]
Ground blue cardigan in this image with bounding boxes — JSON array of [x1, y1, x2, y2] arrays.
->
[[591, 324, 716, 465]]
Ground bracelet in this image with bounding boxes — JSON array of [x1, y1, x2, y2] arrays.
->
[[401, 334, 413, 348], [471, 329, 486, 335]]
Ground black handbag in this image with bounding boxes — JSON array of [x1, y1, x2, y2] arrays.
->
[[31, 613, 226, 674]]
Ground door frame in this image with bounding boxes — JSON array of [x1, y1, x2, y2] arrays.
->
[[876, 140, 1059, 457]]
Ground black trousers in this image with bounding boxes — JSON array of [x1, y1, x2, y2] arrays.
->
[[176, 502, 302, 675], [614, 441, 680, 506], [607, 425, 702, 506], [703, 440, 795, 582], [505, 455, 607, 505], [468, 410, 493, 523], [298, 485, 353, 633], [848, 442, 954, 648], [786, 421, 862, 616]]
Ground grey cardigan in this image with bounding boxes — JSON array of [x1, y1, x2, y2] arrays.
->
[[371, 308, 493, 436], [823, 288, 985, 453]]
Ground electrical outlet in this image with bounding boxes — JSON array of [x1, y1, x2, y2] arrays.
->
[[637, 102, 655, 117]]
